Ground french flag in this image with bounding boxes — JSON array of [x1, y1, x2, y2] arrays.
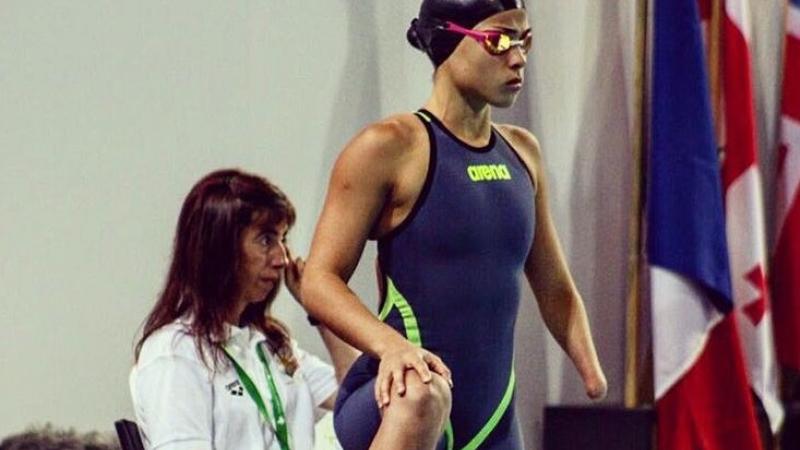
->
[[648, 0, 764, 448], [719, 0, 784, 432], [773, 0, 800, 376]]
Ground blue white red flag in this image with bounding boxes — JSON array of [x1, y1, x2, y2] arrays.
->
[[648, 0, 764, 447]]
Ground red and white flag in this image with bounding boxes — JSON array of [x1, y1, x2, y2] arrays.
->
[[719, 0, 784, 431], [773, 0, 800, 374]]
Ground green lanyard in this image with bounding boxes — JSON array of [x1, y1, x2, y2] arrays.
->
[[222, 343, 291, 450]]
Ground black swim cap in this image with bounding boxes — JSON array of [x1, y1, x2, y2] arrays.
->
[[407, 0, 526, 67]]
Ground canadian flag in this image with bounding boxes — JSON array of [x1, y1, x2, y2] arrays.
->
[[719, 0, 784, 432]]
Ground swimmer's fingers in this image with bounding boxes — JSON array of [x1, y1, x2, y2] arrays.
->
[[375, 369, 388, 407], [409, 353, 433, 384], [393, 366, 406, 396], [375, 365, 399, 408], [375, 343, 441, 408], [422, 352, 453, 388]]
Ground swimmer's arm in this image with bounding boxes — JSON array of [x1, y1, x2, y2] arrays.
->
[[302, 121, 452, 406], [499, 125, 607, 400], [303, 122, 409, 358]]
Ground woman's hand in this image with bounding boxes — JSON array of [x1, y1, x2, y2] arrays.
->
[[374, 339, 453, 408], [284, 248, 304, 304]]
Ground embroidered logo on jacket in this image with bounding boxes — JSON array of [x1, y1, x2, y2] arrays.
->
[[467, 164, 512, 182], [226, 380, 244, 396]]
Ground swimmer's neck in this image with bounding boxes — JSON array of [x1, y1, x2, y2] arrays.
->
[[424, 88, 493, 144]]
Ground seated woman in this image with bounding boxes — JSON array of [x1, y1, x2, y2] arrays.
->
[[130, 168, 357, 450]]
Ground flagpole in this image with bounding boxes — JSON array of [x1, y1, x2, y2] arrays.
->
[[708, 0, 723, 135], [624, 0, 651, 408]]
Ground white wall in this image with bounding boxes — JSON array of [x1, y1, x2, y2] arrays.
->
[[0, 1, 784, 449]]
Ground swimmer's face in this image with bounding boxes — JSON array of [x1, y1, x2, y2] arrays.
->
[[442, 9, 530, 108]]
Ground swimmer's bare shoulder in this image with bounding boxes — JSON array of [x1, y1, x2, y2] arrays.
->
[[338, 113, 428, 170], [495, 123, 541, 190], [331, 113, 430, 238]]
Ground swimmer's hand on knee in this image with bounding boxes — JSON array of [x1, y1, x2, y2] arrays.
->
[[374, 340, 453, 408]]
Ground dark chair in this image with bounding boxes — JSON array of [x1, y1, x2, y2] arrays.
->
[[114, 419, 145, 450]]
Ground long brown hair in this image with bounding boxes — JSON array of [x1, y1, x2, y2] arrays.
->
[[135, 169, 298, 373]]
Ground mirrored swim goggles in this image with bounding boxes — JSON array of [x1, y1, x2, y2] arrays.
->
[[439, 21, 532, 56]]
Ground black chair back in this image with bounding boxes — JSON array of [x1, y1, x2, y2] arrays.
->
[[114, 419, 144, 450]]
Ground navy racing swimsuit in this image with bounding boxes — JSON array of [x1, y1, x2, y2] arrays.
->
[[334, 109, 536, 450]]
